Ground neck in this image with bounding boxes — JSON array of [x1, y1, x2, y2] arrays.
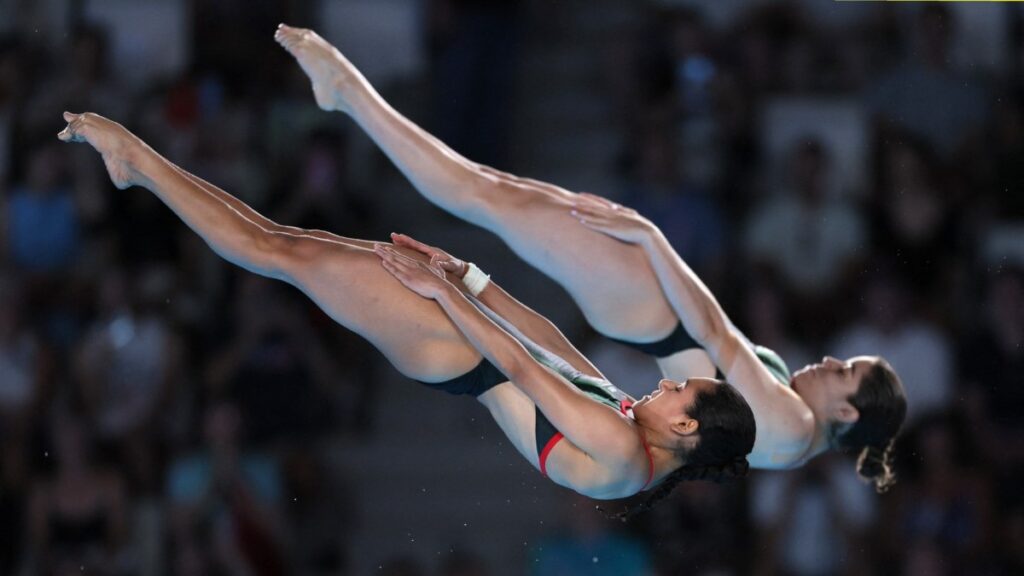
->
[[801, 414, 835, 464], [637, 425, 686, 482]]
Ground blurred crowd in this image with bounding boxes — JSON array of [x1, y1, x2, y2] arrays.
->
[[1, 1, 1022, 575]]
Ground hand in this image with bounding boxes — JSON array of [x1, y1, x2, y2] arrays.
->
[[389, 232, 468, 279], [374, 244, 453, 300], [570, 193, 656, 245]]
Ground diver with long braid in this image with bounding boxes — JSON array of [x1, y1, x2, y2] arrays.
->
[[58, 112, 754, 518]]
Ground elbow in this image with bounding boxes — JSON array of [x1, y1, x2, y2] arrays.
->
[[499, 353, 531, 383], [691, 309, 728, 348], [499, 349, 546, 387]]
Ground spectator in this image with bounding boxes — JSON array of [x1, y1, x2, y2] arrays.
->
[[865, 5, 989, 158], [619, 121, 728, 284], [271, 128, 376, 240], [740, 277, 813, 372], [73, 265, 182, 444], [831, 264, 954, 423], [0, 272, 51, 428], [27, 411, 130, 576], [3, 143, 80, 273], [204, 276, 340, 446], [428, 0, 523, 167], [744, 138, 866, 338], [752, 453, 876, 576], [869, 136, 961, 302], [959, 268, 1024, 471], [879, 413, 995, 574], [167, 401, 287, 576]]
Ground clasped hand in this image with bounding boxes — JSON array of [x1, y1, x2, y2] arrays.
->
[[374, 232, 465, 299], [570, 192, 655, 244]]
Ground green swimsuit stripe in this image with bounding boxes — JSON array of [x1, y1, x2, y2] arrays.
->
[[753, 345, 792, 387]]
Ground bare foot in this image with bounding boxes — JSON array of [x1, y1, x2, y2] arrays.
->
[[57, 112, 144, 190], [274, 24, 359, 113]]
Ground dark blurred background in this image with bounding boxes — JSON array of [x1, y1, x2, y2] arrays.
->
[[1, 0, 1023, 575]]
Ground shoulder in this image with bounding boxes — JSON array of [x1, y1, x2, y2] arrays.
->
[[759, 418, 817, 470], [549, 427, 651, 499]]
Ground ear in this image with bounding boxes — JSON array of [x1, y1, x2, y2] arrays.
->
[[670, 416, 700, 437], [832, 401, 859, 425]]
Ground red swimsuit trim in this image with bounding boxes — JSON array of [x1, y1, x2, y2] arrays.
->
[[538, 399, 655, 489], [538, 433, 564, 477]]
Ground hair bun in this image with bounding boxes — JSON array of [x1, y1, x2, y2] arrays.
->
[[857, 447, 885, 477], [856, 443, 897, 493]]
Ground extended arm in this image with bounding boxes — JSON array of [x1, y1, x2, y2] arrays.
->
[[375, 246, 636, 462], [389, 233, 605, 379]]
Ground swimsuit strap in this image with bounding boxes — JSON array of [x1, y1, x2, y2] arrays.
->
[[639, 433, 655, 490], [619, 399, 656, 490]]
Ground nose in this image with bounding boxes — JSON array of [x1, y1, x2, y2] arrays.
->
[[658, 379, 676, 392], [822, 356, 841, 367]]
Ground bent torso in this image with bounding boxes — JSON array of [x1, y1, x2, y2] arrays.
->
[[477, 379, 652, 499]]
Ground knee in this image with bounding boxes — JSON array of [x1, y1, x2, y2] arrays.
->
[[253, 230, 323, 280], [464, 175, 536, 218]]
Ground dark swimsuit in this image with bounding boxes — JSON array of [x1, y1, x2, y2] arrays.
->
[[610, 322, 793, 387], [416, 357, 507, 397], [608, 322, 699, 358]]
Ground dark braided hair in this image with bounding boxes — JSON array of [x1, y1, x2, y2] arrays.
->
[[830, 358, 907, 493], [603, 380, 756, 521]]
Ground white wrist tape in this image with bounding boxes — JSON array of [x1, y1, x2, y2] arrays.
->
[[462, 262, 491, 297]]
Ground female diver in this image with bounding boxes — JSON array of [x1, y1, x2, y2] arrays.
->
[[274, 24, 906, 490], [58, 112, 754, 518]]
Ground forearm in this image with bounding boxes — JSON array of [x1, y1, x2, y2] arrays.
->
[[475, 282, 601, 378], [640, 229, 729, 349], [434, 285, 537, 383], [434, 278, 589, 412]]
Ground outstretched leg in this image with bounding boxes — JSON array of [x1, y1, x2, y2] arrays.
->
[[275, 25, 678, 342], [59, 112, 479, 381]]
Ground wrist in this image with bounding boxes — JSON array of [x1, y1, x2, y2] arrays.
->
[[638, 223, 662, 249], [435, 282, 461, 303], [462, 262, 491, 296]]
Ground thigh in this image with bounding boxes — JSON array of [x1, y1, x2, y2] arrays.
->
[[282, 238, 482, 381], [477, 382, 541, 469], [478, 181, 677, 341]]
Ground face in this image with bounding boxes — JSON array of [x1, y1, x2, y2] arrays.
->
[[632, 377, 719, 435], [791, 355, 878, 423]]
